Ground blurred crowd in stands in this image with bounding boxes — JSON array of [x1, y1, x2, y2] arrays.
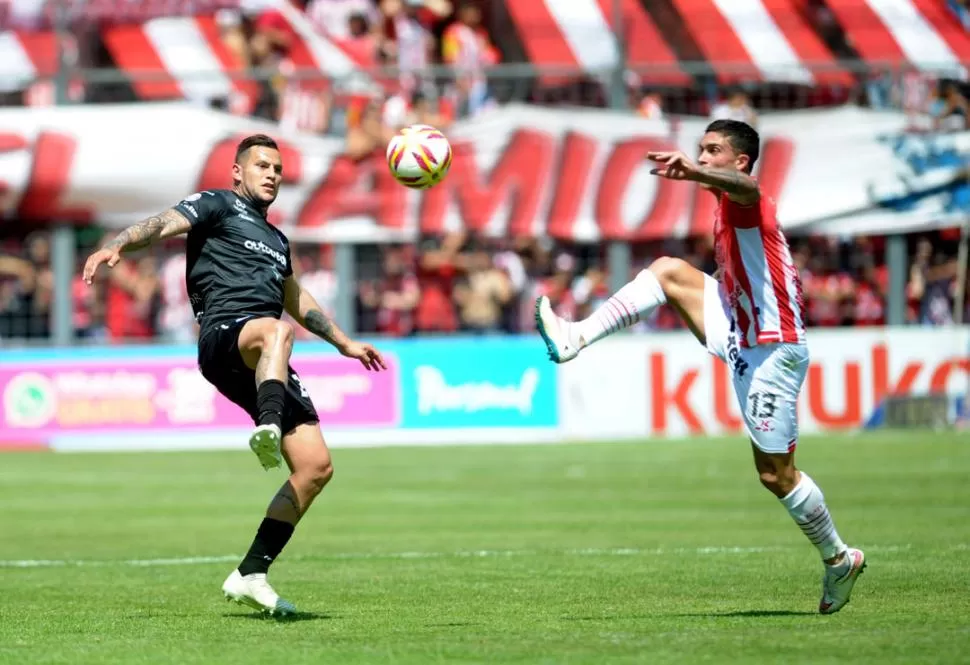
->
[[1, 227, 969, 343]]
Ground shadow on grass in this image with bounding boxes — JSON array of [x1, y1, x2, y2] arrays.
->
[[674, 610, 816, 618], [222, 611, 335, 623], [561, 609, 815, 621], [560, 615, 650, 622]]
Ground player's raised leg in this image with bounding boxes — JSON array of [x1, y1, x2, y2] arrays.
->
[[536, 256, 708, 363], [223, 422, 334, 615], [752, 441, 866, 614], [236, 317, 296, 470]]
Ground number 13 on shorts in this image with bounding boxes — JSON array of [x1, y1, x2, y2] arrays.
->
[[734, 345, 808, 454]]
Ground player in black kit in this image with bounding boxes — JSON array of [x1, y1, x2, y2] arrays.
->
[[82, 135, 387, 616]]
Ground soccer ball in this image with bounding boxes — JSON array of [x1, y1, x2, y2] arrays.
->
[[386, 124, 453, 190]]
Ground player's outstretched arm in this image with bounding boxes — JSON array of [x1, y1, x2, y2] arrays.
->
[[82, 208, 191, 284], [283, 275, 387, 372], [646, 150, 760, 205], [691, 167, 760, 205]]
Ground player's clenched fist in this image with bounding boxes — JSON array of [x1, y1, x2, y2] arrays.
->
[[646, 150, 699, 180], [82, 246, 122, 285]]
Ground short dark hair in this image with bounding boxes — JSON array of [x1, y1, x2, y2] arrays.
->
[[235, 134, 279, 163], [704, 119, 760, 173]]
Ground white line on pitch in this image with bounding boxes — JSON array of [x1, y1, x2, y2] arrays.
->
[[0, 543, 929, 569]]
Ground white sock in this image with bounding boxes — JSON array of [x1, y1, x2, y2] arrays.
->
[[572, 269, 666, 348], [779, 472, 848, 562]]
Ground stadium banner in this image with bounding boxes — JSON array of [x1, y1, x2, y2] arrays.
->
[[1, 328, 965, 451], [0, 102, 966, 241], [0, 337, 560, 452], [558, 327, 970, 439], [0, 346, 402, 451], [396, 337, 558, 429]]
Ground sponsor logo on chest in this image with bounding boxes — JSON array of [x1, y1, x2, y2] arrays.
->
[[243, 239, 287, 268]]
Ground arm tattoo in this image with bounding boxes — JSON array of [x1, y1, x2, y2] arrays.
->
[[694, 167, 759, 199], [305, 309, 337, 343], [103, 209, 188, 253]]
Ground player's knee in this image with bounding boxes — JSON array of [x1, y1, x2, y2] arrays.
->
[[305, 458, 333, 494], [647, 256, 690, 291], [758, 467, 797, 496], [265, 320, 295, 349]]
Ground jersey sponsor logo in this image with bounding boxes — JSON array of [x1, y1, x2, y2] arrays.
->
[[754, 419, 774, 432], [726, 334, 749, 378], [243, 239, 287, 268], [233, 198, 255, 221], [180, 191, 215, 219], [725, 323, 749, 378]]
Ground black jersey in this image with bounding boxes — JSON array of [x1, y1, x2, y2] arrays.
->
[[173, 189, 293, 329]]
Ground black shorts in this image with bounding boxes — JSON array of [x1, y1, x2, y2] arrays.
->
[[197, 320, 319, 435]]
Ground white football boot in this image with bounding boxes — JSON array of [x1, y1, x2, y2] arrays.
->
[[535, 296, 580, 364], [248, 424, 282, 470], [222, 569, 296, 616], [819, 547, 867, 614]]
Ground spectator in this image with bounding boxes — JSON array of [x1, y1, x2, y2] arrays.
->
[[571, 262, 609, 322], [907, 238, 934, 323], [346, 97, 395, 159], [277, 58, 332, 135], [0, 255, 38, 340], [297, 246, 339, 320], [377, 0, 447, 94], [216, 8, 252, 69], [25, 232, 53, 338], [71, 270, 103, 340], [341, 10, 379, 66], [538, 252, 579, 321], [634, 88, 664, 120], [245, 19, 286, 122], [453, 241, 512, 333], [103, 247, 159, 341], [414, 232, 465, 334], [710, 87, 758, 127], [492, 239, 529, 332], [853, 259, 886, 327], [383, 88, 451, 130], [305, 0, 380, 40], [930, 79, 969, 132], [158, 250, 197, 343], [360, 245, 420, 335], [252, 0, 302, 62], [913, 245, 957, 326], [801, 252, 841, 327], [442, 0, 498, 118]]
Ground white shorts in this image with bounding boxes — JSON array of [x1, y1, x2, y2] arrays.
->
[[701, 274, 809, 454]]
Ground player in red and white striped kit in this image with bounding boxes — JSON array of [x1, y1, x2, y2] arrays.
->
[[536, 119, 866, 615]]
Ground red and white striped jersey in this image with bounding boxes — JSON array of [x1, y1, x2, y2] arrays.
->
[[713, 192, 806, 348], [276, 59, 330, 134], [278, 83, 329, 134]]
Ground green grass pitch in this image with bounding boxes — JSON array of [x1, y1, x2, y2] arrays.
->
[[1, 431, 969, 664]]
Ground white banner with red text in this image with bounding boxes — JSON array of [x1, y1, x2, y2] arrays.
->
[[0, 102, 967, 242], [558, 327, 970, 440]]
